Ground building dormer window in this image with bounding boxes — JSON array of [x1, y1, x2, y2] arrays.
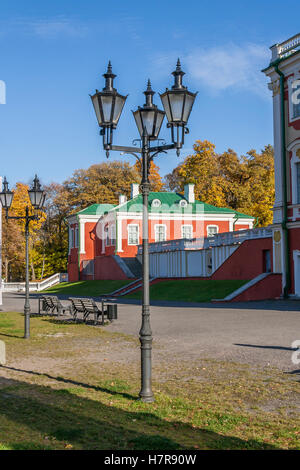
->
[[179, 200, 188, 208], [151, 199, 161, 208]]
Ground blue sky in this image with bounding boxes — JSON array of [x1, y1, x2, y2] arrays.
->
[[0, 0, 299, 187]]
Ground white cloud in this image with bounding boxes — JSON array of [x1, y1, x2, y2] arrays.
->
[[151, 43, 270, 99], [0, 17, 88, 38], [29, 18, 88, 38], [185, 43, 270, 98]]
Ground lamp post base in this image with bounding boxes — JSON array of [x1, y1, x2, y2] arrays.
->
[[139, 325, 154, 403], [139, 394, 155, 403], [24, 306, 30, 339]]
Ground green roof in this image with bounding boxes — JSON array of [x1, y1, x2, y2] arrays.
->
[[114, 192, 253, 219], [75, 193, 253, 219], [77, 203, 115, 216]]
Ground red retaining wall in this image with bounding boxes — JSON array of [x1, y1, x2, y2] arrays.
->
[[68, 263, 79, 282], [229, 274, 282, 302], [212, 238, 273, 280], [94, 256, 128, 280]]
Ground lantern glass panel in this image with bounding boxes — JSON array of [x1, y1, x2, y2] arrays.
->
[[113, 95, 126, 125], [160, 93, 172, 122], [141, 109, 155, 136], [91, 94, 101, 126], [182, 93, 196, 123], [100, 95, 114, 123], [29, 189, 43, 209], [133, 110, 143, 137], [154, 112, 164, 137], [0, 192, 13, 209], [169, 92, 185, 122]]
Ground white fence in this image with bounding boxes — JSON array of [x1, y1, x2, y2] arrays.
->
[[139, 227, 272, 278], [137, 227, 272, 256], [3, 273, 68, 293], [274, 33, 300, 59]]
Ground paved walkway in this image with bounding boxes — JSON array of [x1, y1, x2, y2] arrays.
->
[[1, 292, 300, 372]]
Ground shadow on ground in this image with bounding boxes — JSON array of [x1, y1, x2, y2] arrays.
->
[[2, 365, 136, 401], [0, 374, 277, 450], [234, 343, 296, 352]]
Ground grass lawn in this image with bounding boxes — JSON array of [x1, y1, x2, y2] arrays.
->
[[126, 279, 248, 302], [43, 280, 131, 297], [0, 312, 299, 450]]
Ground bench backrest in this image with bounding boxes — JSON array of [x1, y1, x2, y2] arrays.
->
[[69, 298, 85, 312], [49, 295, 59, 305], [42, 296, 55, 308], [81, 299, 97, 312]]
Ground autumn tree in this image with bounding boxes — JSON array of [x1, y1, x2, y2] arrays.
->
[[165, 140, 275, 227], [30, 183, 70, 279], [2, 183, 46, 281], [133, 160, 164, 191], [62, 161, 141, 212]]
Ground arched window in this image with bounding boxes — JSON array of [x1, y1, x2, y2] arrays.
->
[[297, 162, 300, 204]]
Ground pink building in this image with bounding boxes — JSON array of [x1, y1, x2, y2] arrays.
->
[[262, 33, 300, 297], [67, 183, 254, 281]]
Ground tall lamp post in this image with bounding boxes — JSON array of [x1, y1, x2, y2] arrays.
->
[[90, 60, 196, 402], [0, 175, 46, 339]]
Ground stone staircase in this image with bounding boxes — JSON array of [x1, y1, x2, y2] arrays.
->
[[108, 276, 157, 297], [112, 255, 142, 278], [121, 257, 143, 278]]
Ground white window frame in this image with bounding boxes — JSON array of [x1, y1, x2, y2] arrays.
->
[[154, 224, 167, 242], [70, 228, 74, 249], [290, 148, 300, 207], [179, 199, 188, 208], [74, 227, 79, 248], [110, 225, 116, 246], [104, 225, 110, 246], [207, 225, 219, 237], [151, 198, 161, 208], [288, 74, 300, 123], [127, 224, 139, 245], [297, 161, 300, 204], [181, 224, 193, 239]]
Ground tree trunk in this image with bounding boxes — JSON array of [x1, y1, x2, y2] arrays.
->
[[31, 261, 36, 282], [40, 252, 45, 281]]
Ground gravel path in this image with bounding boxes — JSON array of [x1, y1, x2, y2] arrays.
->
[[2, 292, 300, 372]]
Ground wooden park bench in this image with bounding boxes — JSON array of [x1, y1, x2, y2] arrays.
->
[[69, 297, 104, 324], [38, 296, 71, 316], [69, 297, 118, 325]]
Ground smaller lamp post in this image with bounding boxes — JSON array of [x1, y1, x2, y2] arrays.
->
[[0, 175, 46, 339]]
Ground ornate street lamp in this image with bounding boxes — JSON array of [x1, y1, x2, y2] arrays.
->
[[91, 60, 196, 402], [160, 59, 197, 155], [28, 174, 46, 210], [133, 80, 165, 140], [0, 175, 46, 338], [0, 177, 14, 211], [90, 61, 127, 156]]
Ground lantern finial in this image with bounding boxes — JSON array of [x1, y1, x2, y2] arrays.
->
[[103, 61, 116, 91], [172, 59, 185, 89]]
